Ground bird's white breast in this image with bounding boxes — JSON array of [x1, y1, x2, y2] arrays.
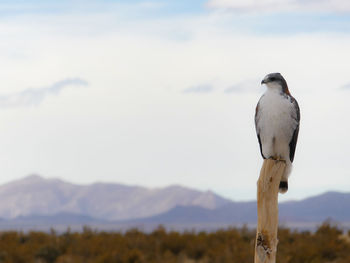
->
[[256, 89, 298, 160]]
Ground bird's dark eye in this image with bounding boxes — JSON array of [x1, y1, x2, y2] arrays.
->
[[269, 77, 276, 81]]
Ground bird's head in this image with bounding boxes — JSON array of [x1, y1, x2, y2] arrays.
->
[[261, 73, 290, 94]]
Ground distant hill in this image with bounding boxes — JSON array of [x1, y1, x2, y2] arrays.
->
[[0, 175, 230, 221], [0, 176, 349, 231], [133, 202, 257, 224], [279, 191, 350, 222], [133, 191, 350, 225]]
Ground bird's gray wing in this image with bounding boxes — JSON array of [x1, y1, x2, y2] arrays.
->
[[289, 97, 300, 162], [255, 102, 266, 159]]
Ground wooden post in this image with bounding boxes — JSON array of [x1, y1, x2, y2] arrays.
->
[[254, 159, 286, 263]]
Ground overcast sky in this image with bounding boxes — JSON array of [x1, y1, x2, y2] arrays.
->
[[0, 0, 350, 201]]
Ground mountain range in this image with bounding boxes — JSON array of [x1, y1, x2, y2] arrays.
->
[[134, 191, 350, 224], [0, 175, 349, 231], [0, 175, 229, 221]]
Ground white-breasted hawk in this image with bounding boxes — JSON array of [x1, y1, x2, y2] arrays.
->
[[255, 73, 300, 193]]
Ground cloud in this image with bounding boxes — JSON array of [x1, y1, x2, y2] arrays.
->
[[206, 0, 350, 13], [340, 83, 350, 90], [224, 85, 247, 93], [224, 79, 260, 94], [0, 78, 88, 109], [183, 84, 214, 94]]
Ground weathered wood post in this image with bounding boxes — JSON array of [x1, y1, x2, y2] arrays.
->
[[254, 159, 286, 263]]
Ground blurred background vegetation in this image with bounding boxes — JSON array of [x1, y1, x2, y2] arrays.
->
[[0, 222, 349, 263]]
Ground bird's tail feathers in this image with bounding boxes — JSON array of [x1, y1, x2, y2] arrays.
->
[[279, 162, 292, 194]]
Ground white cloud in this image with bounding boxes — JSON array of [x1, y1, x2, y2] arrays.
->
[[206, 0, 350, 13], [0, 78, 88, 108], [183, 84, 214, 93], [224, 79, 260, 94], [340, 83, 350, 90]]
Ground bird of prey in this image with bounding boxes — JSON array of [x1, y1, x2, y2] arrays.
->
[[255, 73, 300, 193]]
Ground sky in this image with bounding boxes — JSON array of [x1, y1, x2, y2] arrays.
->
[[0, 0, 350, 202]]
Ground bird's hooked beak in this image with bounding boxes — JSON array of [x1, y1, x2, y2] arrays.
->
[[261, 76, 269, 85]]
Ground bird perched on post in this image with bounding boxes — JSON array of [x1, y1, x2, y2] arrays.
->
[[255, 73, 300, 193]]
